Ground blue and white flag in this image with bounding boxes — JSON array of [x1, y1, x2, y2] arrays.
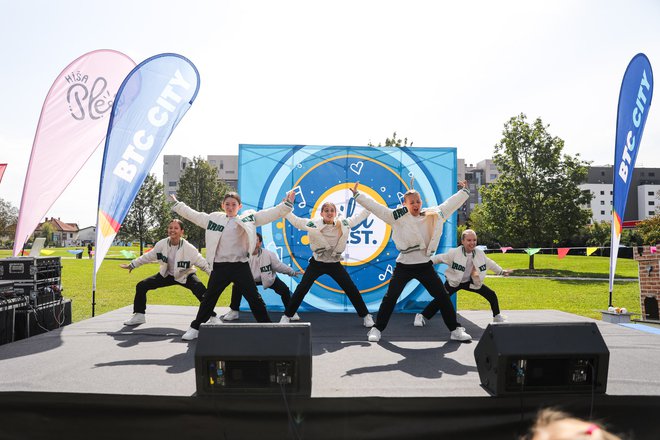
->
[[93, 54, 200, 292], [609, 53, 653, 300]]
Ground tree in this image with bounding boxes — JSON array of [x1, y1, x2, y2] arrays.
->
[[368, 131, 413, 147], [586, 221, 611, 256], [0, 198, 18, 239], [118, 174, 167, 255], [41, 222, 55, 247], [470, 114, 592, 269], [176, 157, 231, 249], [636, 214, 660, 245]]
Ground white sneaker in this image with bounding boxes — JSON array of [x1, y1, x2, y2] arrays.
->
[[363, 314, 374, 328], [279, 315, 291, 323], [222, 310, 240, 321], [290, 313, 301, 321], [367, 327, 381, 342], [413, 313, 426, 327], [207, 316, 222, 325], [181, 327, 199, 341], [450, 326, 471, 342], [493, 314, 508, 323], [124, 313, 145, 326]]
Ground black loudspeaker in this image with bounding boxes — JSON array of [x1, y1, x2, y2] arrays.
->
[[195, 323, 312, 397], [474, 322, 609, 396]]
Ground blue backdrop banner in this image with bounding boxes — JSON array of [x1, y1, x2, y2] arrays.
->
[[238, 145, 458, 313]]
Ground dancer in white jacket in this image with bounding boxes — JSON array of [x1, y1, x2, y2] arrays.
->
[[224, 232, 302, 321], [351, 181, 471, 342], [172, 190, 295, 340], [279, 200, 375, 327], [121, 219, 215, 326], [415, 229, 513, 327]]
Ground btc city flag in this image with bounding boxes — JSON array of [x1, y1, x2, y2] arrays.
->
[[92, 54, 200, 299], [609, 53, 653, 301], [12, 50, 135, 256]]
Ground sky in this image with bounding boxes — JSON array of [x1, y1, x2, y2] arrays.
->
[[1, 0, 660, 229]]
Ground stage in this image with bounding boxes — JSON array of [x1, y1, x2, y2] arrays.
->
[[0, 306, 659, 439]]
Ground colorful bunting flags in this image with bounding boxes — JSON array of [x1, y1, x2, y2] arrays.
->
[[586, 247, 598, 256], [557, 248, 570, 259], [525, 248, 541, 255]]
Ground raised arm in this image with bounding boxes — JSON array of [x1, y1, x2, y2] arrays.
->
[[350, 182, 396, 225], [344, 206, 371, 228], [171, 201, 211, 229], [286, 212, 314, 231], [430, 252, 452, 266], [437, 182, 470, 219], [253, 190, 295, 226]]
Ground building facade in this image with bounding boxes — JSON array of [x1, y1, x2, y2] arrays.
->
[[163, 155, 238, 196]]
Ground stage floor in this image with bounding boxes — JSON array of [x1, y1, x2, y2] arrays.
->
[[1, 305, 659, 398]]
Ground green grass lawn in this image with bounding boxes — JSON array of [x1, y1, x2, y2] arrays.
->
[[0, 248, 643, 323]]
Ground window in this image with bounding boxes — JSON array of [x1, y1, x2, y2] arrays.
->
[[650, 211, 655, 216], [600, 201, 605, 205], [600, 190, 604, 195], [219, 161, 224, 170], [169, 181, 177, 187], [601, 171, 605, 176], [650, 172, 656, 177], [226, 170, 235, 174], [490, 174, 498, 180], [650, 201, 656, 206], [649, 191, 655, 196], [610, 191, 613, 195], [600, 210, 605, 215]]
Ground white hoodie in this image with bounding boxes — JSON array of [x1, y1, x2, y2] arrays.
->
[[172, 200, 293, 266], [431, 246, 504, 289], [354, 188, 469, 262], [286, 209, 371, 262], [249, 248, 296, 288], [128, 238, 211, 284]]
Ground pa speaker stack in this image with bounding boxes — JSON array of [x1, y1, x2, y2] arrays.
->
[[474, 322, 609, 396], [194, 323, 312, 397]]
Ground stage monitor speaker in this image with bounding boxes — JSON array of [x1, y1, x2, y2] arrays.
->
[[195, 323, 312, 397], [474, 322, 609, 396]]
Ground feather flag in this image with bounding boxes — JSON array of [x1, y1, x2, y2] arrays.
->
[[12, 50, 135, 256], [609, 54, 653, 306], [91, 53, 200, 315]]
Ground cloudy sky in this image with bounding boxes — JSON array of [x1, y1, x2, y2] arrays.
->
[[1, 0, 659, 227]]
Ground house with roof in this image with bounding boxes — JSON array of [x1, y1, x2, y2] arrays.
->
[[34, 217, 80, 247]]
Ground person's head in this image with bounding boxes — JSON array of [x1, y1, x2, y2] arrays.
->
[[256, 232, 263, 247], [524, 409, 622, 440], [222, 192, 242, 217], [168, 219, 185, 241], [320, 202, 337, 224], [461, 229, 478, 252], [403, 189, 422, 216]]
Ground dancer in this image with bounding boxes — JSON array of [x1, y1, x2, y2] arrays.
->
[[523, 408, 623, 440], [351, 181, 471, 342], [121, 219, 217, 326], [414, 228, 513, 327], [224, 232, 302, 321], [172, 190, 295, 340], [279, 199, 375, 327]]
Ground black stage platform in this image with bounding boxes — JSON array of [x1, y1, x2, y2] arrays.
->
[[0, 306, 658, 439]]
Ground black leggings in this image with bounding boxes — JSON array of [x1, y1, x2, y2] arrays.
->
[[133, 273, 215, 317], [374, 261, 459, 332], [190, 262, 271, 329], [421, 280, 500, 319], [284, 258, 369, 318], [229, 276, 291, 310]]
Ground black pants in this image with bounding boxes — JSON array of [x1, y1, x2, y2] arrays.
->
[[190, 262, 271, 329], [133, 273, 215, 316], [374, 261, 459, 332], [229, 276, 291, 310], [421, 280, 500, 319], [284, 258, 369, 318]]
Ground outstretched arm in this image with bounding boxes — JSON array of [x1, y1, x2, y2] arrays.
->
[[350, 182, 396, 225], [253, 190, 295, 226]]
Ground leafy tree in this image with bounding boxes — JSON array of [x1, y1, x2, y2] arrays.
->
[[118, 174, 167, 255], [470, 114, 592, 269], [0, 198, 18, 238], [586, 221, 611, 256], [41, 222, 55, 247], [368, 131, 413, 147], [176, 157, 230, 249], [636, 214, 660, 245]]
